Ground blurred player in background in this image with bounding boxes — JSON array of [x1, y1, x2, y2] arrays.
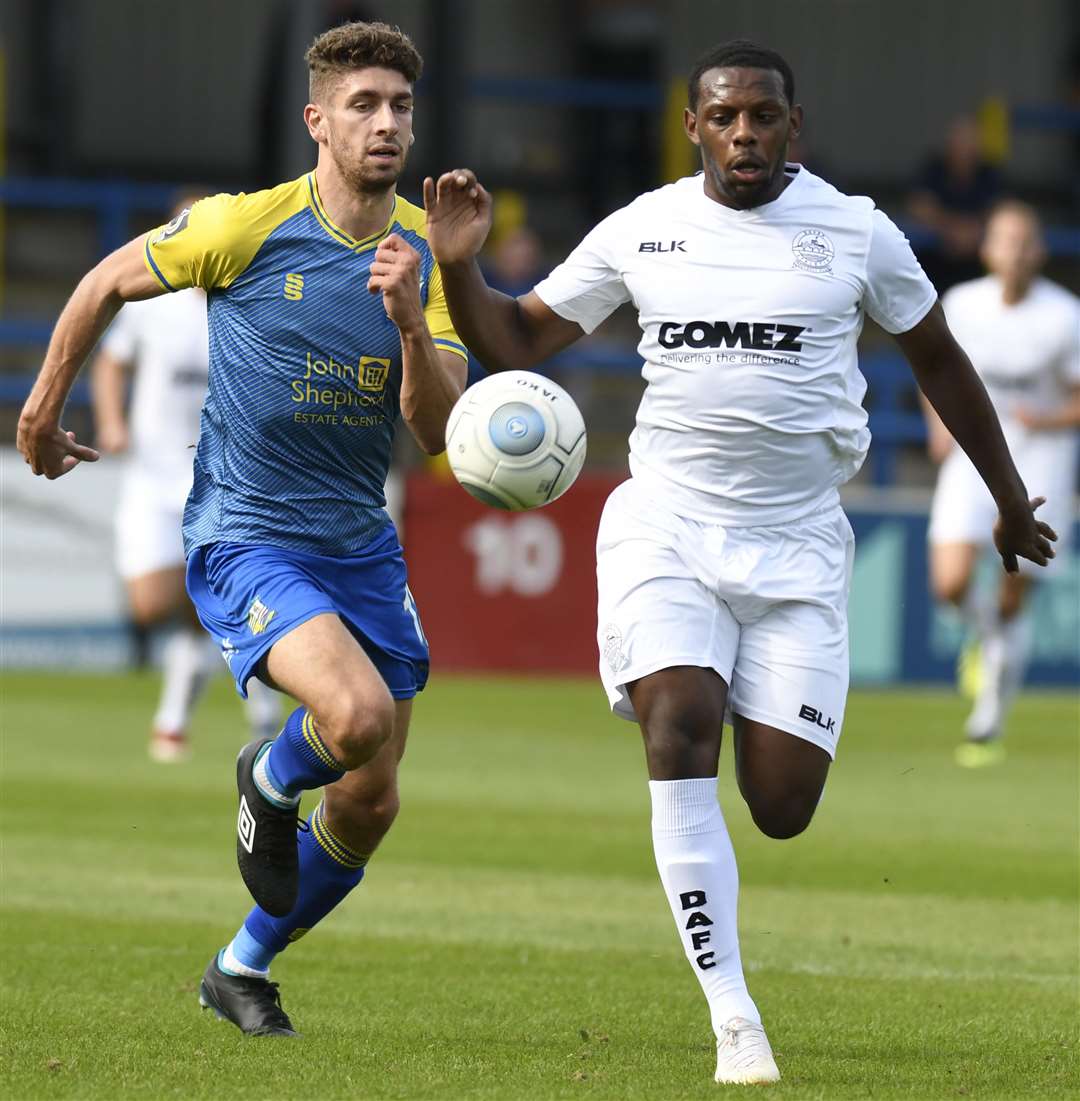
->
[[907, 115, 1003, 293], [427, 41, 1055, 1085], [18, 21, 466, 1037], [925, 201, 1080, 767], [91, 198, 282, 761]]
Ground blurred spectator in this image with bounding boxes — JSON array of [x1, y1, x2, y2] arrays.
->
[[482, 224, 547, 299], [908, 115, 1002, 292]]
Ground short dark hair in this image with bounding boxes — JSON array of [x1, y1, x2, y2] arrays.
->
[[305, 21, 423, 103], [688, 40, 795, 110]]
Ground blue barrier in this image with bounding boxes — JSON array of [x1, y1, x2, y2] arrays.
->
[[849, 508, 1079, 687], [0, 177, 179, 257]]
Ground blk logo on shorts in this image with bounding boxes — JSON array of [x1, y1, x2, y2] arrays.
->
[[799, 704, 835, 734], [680, 890, 716, 970], [237, 796, 256, 854]]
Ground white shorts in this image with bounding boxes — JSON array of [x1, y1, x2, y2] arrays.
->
[[114, 470, 190, 580], [596, 479, 855, 758], [928, 432, 1077, 575]]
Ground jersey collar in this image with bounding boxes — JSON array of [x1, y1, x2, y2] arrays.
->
[[306, 172, 398, 253]]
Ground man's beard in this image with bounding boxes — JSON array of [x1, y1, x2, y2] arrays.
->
[[334, 145, 404, 196]]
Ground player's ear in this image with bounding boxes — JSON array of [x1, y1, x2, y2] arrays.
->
[[684, 107, 701, 147], [304, 102, 328, 143], [788, 103, 804, 142]]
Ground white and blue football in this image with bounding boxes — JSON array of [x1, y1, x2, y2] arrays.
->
[[444, 371, 587, 510]]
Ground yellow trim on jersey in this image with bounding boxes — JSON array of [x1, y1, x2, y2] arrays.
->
[[142, 172, 467, 358], [391, 196, 428, 237], [423, 255, 467, 361], [143, 176, 309, 292], [307, 172, 397, 254]]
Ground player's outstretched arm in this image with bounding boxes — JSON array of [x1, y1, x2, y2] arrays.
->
[[895, 302, 1058, 572], [18, 236, 165, 478], [424, 170, 583, 371]]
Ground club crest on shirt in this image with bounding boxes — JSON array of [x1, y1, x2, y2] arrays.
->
[[154, 208, 191, 244], [791, 228, 834, 272]]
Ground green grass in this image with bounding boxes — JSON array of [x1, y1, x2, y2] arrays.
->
[[1, 672, 1077, 1099]]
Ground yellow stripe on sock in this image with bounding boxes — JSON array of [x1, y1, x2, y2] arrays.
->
[[311, 804, 368, 869], [302, 711, 341, 771]]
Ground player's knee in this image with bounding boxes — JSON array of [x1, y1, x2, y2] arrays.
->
[[746, 792, 818, 840], [641, 701, 723, 775], [316, 688, 395, 770], [932, 573, 968, 607]]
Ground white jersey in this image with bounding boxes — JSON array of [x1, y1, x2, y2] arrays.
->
[[101, 290, 209, 488], [941, 276, 1080, 429], [534, 166, 937, 525]]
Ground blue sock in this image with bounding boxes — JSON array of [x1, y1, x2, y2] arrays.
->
[[228, 802, 368, 971], [256, 706, 346, 806], [220, 925, 276, 975]]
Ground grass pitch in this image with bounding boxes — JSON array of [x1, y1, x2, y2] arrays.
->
[[1, 671, 1077, 1099]]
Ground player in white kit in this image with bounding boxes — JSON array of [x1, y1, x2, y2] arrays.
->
[[424, 41, 1055, 1084], [925, 201, 1080, 766], [91, 207, 281, 760]]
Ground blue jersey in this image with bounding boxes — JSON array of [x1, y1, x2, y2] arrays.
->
[[143, 173, 466, 556]]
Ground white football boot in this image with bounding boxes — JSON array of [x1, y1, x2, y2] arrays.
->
[[714, 1017, 781, 1085]]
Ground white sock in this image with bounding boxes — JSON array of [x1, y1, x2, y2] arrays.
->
[[220, 944, 268, 979], [961, 582, 996, 640], [244, 678, 283, 742], [153, 628, 212, 733], [998, 612, 1032, 707], [969, 612, 1031, 739], [649, 778, 760, 1036]]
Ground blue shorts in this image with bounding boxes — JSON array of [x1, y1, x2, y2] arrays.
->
[[186, 524, 429, 700]]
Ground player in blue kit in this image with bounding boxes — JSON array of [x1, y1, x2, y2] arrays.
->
[[17, 22, 467, 1036]]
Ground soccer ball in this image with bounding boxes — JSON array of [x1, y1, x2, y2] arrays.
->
[[444, 371, 587, 510]]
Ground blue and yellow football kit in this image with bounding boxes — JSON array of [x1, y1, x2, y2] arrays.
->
[[144, 173, 463, 697]]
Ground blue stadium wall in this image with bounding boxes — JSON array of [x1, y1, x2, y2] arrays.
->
[[848, 510, 1079, 686]]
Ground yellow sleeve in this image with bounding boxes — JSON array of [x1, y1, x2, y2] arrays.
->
[[143, 179, 308, 292], [424, 261, 468, 360]]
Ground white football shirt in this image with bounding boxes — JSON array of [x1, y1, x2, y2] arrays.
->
[[941, 275, 1080, 428], [102, 290, 209, 486], [534, 166, 937, 524]]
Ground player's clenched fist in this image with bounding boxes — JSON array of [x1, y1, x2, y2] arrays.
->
[[367, 233, 424, 330], [423, 170, 493, 264]]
